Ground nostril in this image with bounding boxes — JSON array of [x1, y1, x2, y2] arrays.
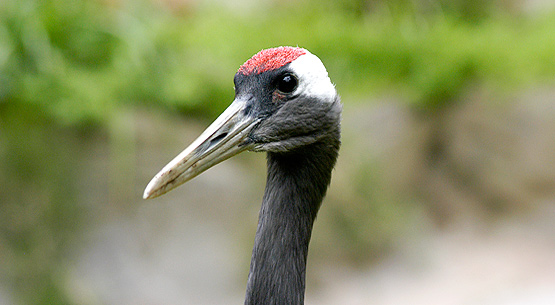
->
[[210, 132, 228, 145]]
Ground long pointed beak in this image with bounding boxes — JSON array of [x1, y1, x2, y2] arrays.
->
[[143, 99, 258, 199]]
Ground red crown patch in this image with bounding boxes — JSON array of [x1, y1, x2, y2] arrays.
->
[[238, 47, 306, 75]]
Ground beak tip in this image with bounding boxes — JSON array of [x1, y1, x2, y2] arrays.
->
[[143, 187, 164, 200], [142, 191, 152, 200], [143, 177, 163, 200], [143, 188, 154, 200]]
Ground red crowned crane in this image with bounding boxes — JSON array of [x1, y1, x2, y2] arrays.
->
[[144, 46, 341, 305]]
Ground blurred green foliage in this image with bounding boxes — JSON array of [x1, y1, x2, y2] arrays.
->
[[0, 105, 83, 304], [1, 0, 555, 303], [1, 0, 554, 126]]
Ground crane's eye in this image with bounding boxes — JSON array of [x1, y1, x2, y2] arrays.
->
[[276, 74, 298, 94]]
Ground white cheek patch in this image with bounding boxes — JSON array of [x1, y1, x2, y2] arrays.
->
[[288, 51, 337, 103]]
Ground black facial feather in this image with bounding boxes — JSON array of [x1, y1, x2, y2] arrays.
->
[[234, 63, 340, 153]]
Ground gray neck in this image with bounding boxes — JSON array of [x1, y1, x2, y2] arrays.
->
[[244, 133, 340, 305]]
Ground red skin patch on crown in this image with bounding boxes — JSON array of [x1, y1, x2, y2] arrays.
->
[[238, 46, 306, 75]]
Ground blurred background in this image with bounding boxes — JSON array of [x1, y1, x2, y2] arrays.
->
[[1, 0, 555, 304]]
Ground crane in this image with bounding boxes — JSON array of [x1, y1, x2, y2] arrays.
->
[[144, 46, 341, 305]]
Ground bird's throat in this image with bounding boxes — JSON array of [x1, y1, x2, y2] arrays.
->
[[244, 135, 340, 305]]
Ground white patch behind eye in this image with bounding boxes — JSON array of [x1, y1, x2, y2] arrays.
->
[[288, 51, 337, 102]]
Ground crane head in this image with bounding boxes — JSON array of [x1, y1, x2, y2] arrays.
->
[[144, 46, 340, 199]]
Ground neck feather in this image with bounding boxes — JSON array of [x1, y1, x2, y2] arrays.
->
[[244, 132, 340, 305]]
